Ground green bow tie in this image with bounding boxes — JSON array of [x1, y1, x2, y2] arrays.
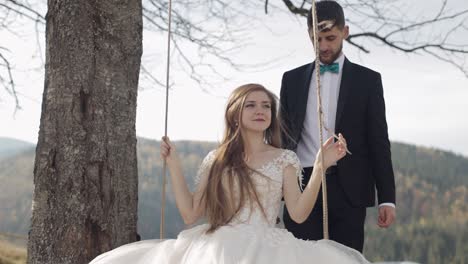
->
[[319, 63, 339, 74]]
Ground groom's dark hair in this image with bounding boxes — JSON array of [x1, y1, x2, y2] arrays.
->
[[307, 0, 345, 31]]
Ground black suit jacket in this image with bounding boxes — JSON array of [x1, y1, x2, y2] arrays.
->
[[280, 58, 395, 207]]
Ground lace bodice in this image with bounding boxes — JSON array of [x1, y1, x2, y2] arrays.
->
[[195, 149, 302, 227]]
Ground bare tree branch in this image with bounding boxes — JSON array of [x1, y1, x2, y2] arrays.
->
[[347, 32, 467, 53], [2, 0, 467, 110], [3, 0, 45, 21], [279, 0, 468, 77], [281, 0, 309, 16], [141, 0, 260, 90], [141, 64, 166, 87], [426, 49, 468, 78], [0, 0, 254, 105], [1, 0, 44, 110], [385, 8, 468, 38], [0, 49, 21, 113]]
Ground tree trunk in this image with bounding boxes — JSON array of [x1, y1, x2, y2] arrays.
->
[[27, 1, 142, 263]]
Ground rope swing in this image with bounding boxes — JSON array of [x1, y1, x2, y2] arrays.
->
[[310, 0, 330, 240], [160, 0, 173, 240], [159, 0, 335, 240], [310, 0, 352, 239]]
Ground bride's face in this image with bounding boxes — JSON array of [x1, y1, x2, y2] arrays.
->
[[240, 91, 272, 133]]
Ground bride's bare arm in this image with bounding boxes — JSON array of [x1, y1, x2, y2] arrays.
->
[[160, 137, 205, 225], [283, 135, 347, 223]]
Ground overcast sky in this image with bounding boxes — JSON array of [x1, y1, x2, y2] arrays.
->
[[1, 0, 467, 156]]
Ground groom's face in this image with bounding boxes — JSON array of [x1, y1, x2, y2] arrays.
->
[[309, 25, 349, 65]]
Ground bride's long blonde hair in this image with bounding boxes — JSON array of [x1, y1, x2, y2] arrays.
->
[[201, 84, 282, 233]]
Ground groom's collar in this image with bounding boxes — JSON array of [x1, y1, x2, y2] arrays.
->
[[318, 52, 346, 70]]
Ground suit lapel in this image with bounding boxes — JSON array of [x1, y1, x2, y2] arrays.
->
[[335, 58, 352, 130], [296, 63, 315, 126]]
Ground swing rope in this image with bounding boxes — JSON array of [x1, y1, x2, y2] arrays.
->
[[310, 1, 330, 240], [160, 0, 173, 240], [160, 0, 333, 240]]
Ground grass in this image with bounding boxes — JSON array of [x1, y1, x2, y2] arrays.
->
[[0, 240, 26, 264]]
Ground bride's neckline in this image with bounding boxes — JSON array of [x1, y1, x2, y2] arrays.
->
[[247, 149, 286, 171]]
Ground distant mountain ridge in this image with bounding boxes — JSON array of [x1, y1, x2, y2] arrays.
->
[[0, 137, 34, 160], [0, 137, 466, 263]]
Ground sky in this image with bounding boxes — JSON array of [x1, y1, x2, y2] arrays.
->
[[1, 0, 468, 156]]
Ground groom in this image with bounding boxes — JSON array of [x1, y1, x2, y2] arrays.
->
[[280, 0, 396, 252]]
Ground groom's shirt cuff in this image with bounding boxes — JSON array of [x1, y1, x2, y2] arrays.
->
[[378, 203, 396, 208]]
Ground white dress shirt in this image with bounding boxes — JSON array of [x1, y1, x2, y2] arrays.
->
[[296, 53, 344, 168]]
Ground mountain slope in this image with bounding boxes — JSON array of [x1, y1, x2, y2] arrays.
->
[[0, 138, 466, 263], [0, 138, 34, 160]]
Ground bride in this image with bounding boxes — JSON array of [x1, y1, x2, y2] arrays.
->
[[90, 83, 370, 263]]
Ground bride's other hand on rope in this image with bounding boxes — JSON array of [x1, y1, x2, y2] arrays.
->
[[284, 134, 348, 223], [160, 136, 203, 225], [160, 136, 178, 164], [315, 133, 347, 169]]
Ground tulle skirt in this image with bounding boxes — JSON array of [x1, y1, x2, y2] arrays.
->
[[90, 223, 370, 264]]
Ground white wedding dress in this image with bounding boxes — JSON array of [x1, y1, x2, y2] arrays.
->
[[90, 149, 370, 264]]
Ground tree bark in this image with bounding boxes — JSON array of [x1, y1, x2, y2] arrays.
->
[[27, 0, 142, 263]]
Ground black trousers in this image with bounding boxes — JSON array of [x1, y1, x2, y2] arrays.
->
[[283, 166, 367, 252]]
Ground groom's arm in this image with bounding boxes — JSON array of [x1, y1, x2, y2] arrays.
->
[[367, 72, 396, 205]]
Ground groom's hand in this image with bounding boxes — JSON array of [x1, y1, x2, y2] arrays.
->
[[377, 206, 396, 228]]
